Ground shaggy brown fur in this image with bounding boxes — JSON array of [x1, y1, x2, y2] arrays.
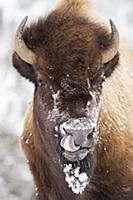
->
[[12, 0, 133, 199]]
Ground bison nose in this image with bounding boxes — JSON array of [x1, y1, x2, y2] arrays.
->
[[59, 118, 96, 152]]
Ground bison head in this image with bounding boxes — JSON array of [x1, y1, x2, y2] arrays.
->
[[12, 5, 119, 194]]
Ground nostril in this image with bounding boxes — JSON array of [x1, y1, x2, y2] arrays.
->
[[87, 127, 95, 140], [87, 132, 93, 140], [74, 141, 81, 147]]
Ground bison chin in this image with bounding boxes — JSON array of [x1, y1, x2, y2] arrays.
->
[[61, 149, 96, 194], [57, 119, 98, 194]]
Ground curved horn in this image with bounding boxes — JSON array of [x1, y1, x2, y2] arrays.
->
[[15, 16, 35, 64], [101, 19, 120, 64]]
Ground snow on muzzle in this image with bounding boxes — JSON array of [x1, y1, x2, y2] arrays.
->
[[59, 118, 97, 162]]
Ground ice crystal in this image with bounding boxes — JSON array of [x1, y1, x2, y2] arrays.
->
[[63, 164, 89, 194]]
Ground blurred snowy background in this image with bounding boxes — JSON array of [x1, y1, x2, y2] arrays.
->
[[0, 0, 133, 199]]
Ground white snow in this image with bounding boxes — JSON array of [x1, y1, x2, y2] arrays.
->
[[48, 90, 60, 121], [35, 192, 39, 197], [48, 90, 70, 122], [63, 164, 89, 194], [79, 173, 88, 182], [59, 118, 95, 132]]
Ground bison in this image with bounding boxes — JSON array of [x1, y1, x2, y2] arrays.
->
[[12, 0, 133, 199]]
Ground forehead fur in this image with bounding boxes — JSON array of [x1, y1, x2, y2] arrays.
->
[[53, 0, 93, 16], [23, 0, 108, 82]]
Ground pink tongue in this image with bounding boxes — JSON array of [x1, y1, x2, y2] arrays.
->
[[60, 135, 80, 152]]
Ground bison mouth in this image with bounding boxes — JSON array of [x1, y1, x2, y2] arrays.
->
[[55, 118, 98, 194], [59, 118, 98, 162]]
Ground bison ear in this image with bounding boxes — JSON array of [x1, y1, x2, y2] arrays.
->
[[12, 52, 36, 84]]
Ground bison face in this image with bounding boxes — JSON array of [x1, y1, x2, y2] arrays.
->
[[12, 13, 119, 193]]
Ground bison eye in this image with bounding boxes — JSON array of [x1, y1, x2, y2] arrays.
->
[[38, 80, 45, 87]]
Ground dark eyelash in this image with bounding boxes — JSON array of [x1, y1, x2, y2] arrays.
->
[[38, 80, 45, 87]]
